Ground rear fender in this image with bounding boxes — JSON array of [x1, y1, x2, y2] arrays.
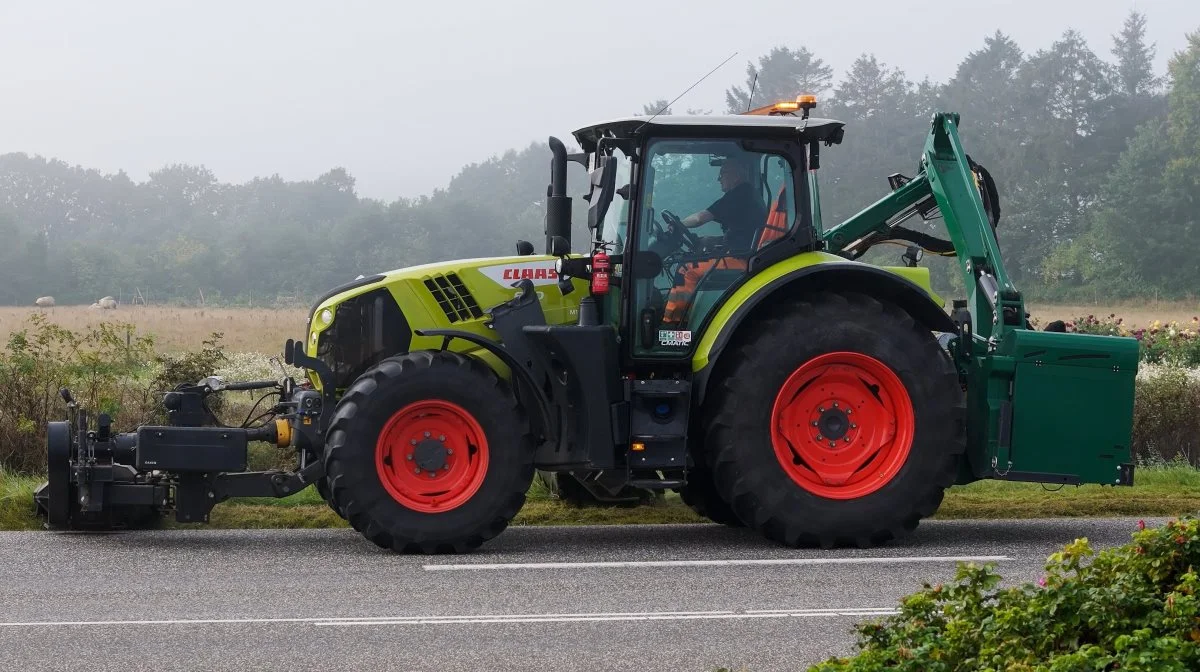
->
[[692, 260, 956, 406]]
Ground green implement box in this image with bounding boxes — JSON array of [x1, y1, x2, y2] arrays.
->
[[967, 329, 1139, 486]]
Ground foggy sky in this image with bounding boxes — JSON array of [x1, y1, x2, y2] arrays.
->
[[2, 0, 1197, 202]]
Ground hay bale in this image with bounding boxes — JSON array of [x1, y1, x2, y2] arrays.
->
[[34, 296, 55, 307], [97, 297, 117, 309]]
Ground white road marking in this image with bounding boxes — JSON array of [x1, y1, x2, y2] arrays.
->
[[311, 608, 900, 627], [0, 608, 900, 629], [421, 555, 1010, 571]]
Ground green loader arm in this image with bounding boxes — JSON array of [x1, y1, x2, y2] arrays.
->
[[821, 113, 1140, 488], [821, 112, 1021, 343]]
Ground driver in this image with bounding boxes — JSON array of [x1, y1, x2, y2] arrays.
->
[[678, 156, 766, 250], [661, 155, 767, 328]]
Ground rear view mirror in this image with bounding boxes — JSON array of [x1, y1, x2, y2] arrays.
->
[[550, 235, 570, 257], [586, 156, 617, 230], [515, 240, 535, 256]]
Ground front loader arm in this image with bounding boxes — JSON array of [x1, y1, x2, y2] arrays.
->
[[821, 112, 1024, 343]]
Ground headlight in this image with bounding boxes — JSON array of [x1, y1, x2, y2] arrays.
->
[[555, 258, 564, 274], [319, 309, 334, 326]]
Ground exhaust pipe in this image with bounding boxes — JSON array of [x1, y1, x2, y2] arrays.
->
[[545, 136, 572, 255]]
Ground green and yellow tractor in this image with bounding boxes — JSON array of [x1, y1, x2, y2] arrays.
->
[[36, 98, 1140, 552]]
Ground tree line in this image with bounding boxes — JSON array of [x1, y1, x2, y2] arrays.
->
[[0, 11, 1196, 306]]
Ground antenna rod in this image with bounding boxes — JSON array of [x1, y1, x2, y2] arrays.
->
[[637, 51, 738, 132], [745, 72, 758, 113]]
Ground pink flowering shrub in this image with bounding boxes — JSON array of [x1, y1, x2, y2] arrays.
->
[[1067, 314, 1200, 367]]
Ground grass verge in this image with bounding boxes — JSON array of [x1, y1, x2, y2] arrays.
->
[[3, 463, 1198, 531]]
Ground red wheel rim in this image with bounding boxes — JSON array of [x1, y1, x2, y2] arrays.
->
[[770, 352, 914, 500], [375, 400, 489, 513]]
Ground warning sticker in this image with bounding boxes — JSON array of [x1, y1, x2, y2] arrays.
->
[[658, 330, 692, 347]]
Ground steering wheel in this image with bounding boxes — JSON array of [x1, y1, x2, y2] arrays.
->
[[660, 209, 702, 251]]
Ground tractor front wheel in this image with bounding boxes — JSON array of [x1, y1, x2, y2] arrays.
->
[[678, 467, 743, 527], [324, 350, 535, 553], [703, 290, 965, 548]]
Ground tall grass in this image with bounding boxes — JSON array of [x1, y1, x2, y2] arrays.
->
[[0, 468, 42, 531]]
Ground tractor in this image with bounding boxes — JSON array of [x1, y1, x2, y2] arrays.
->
[[35, 97, 1141, 553]]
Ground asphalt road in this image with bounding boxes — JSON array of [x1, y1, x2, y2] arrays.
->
[[0, 517, 1161, 671]]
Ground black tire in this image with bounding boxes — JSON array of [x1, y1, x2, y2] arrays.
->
[[314, 477, 345, 519], [324, 350, 535, 553], [703, 290, 965, 549], [678, 467, 744, 527]]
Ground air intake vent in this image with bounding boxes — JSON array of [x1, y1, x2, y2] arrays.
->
[[424, 273, 484, 323]]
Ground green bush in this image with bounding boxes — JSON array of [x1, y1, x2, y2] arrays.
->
[[1133, 365, 1200, 467], [809, 517, 1200, 671]]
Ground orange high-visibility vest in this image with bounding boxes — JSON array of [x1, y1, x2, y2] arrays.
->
[[754, 184, 789, 249]]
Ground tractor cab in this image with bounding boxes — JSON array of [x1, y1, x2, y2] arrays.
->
[[552, 104, 846, 362], [411, 103, 854, 494]]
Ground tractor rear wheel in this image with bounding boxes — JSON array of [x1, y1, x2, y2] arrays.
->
[[703, 290, 965, 548], [324, 350, 535, 553]]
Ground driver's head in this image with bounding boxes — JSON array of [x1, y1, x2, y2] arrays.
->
[[717, 156, 750, 193]]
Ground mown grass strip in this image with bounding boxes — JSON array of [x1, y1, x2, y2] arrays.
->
[[3, 463, 1198, 531]]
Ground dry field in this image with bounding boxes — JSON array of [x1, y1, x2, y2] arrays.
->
[[1027, 300, 1200, 329], [1, 300, 1198, 355], [0, 305, 307, 354]]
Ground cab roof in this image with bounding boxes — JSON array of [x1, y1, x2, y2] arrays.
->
[[571, 114, 846, 153]]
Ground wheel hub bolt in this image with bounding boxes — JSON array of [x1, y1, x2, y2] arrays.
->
[[414, 468, 421, 474], [447, 449, 453, 455], [424, 431, 431, 438], [439, 435, 446, 441], [407, 454, 413, 461]]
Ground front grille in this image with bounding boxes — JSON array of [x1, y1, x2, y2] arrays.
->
[[424, 273, 484, 323], [316, 288, 411, 389]]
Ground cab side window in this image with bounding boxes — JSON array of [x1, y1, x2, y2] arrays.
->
[[629, 139, 798, 357]]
